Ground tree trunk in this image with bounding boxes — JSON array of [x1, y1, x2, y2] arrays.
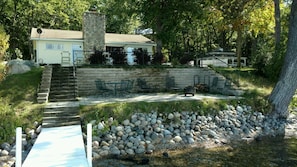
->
[[156, 39, 163, 56], [274, 0, 281, 50], [269, 0, 297, 118], [236, 29, 243, 67]]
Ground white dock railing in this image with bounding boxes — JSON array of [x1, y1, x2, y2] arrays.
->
[[15, 124, 93, 167], [16, 127, 22, 167], [87, 123, 92, 167]]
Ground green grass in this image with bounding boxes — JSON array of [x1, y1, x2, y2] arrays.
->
[[0, 66, 44, 143], [0, 65, 291, 144], [80, 67, 277, 127], [80, 99, 239, 129], [213, 67, 274, 96], [212, 67, 276, 113]]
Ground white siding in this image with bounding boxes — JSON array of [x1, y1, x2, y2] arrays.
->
[[35, 40, 83, 66]]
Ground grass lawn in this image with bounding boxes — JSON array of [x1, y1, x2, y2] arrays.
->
[[80, 67, 277, 130], [1, 65, 293, 144], [0, 65, 44, 143]]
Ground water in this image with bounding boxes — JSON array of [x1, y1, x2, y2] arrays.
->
[[93, 136, 297, 167]]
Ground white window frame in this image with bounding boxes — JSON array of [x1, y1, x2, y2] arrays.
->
[[46, 43, 64, 50]]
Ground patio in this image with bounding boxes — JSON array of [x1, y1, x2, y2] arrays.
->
[[77, 93, 240, 106]]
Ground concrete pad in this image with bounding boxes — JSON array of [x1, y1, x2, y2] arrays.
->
[[22, 125, 89, 167], [78, 93, 240, 105]]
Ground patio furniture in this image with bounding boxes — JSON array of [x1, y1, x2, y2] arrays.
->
[[116, 80, 130, 96], [136, 78, 153, 93], [209, 77, 223, 93], [193, 75, 209, 93], [95, 79, 113, 96], [165, 76, 180, 91], [105, 81, 122, 96], [184, 86, 195, 96], [127, 79, 134, 93]]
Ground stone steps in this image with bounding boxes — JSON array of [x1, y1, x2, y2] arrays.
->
[[48, 66, 77, 102], [42, 105, 81, 128], [37, 65, 52, 103]]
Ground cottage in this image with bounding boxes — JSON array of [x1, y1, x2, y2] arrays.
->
[[197, 51, 247, 67], [30, 11, 156, 66]]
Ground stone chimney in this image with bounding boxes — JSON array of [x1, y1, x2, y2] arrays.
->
[[83, 11, 106, 59]]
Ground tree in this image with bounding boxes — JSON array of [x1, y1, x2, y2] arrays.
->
[[95, 0, 140, 34], [137, 0, 203, 56], [1, 0, 90, 60], [0, 26, 9, 60], [274, 0, 281, 50], [212, 0, 268, 67], [269, 0, 297, 118]]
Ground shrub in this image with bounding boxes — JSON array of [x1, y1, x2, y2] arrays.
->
[[152, 53, 164, 65], [0, 26, 9, 61], [134, 48, 150, 65], [110, 50, 126, 65], [88, 50, 106, 64], [179, 55, 193, 64]]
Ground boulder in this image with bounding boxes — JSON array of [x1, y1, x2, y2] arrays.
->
[[7, 59, 34, 75]]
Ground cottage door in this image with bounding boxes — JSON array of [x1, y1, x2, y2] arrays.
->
[[72, 45, 83, 66]]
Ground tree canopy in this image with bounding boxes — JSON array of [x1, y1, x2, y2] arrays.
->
[[0, 0, 290, 72], [0, 26, 9, 60]]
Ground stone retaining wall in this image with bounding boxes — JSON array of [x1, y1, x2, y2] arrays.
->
[[76, 67, 227, 96]]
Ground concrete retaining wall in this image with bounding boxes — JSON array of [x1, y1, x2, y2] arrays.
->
[[76, 67, 227, 96]]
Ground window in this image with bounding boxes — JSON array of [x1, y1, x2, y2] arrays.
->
[[46, 43, 64, 50]]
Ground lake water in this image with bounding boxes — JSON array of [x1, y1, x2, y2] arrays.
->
[[93, 136, 297, 167]]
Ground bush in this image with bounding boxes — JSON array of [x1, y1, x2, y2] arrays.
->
[[151, 53, 164, 65], [179, 55, 193, 64], [0, 26, 9, 60], [88, 50, 106, 64], [110, 50, 126, 65], [134, 49, 150, 65], [0, 98, 21, 143]]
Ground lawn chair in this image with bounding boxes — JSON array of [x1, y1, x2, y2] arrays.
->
[[209, 77, 223, 93], [116, 80, 130, 96], [136, 78, 153, 93], [127, 79, 134, 93], [116, 79, 135, 96], [166, 76, 180, 91], [95, 79, 113, 96]]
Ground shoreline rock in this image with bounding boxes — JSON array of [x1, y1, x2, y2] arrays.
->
[[2, 105, 297, 166], [88, 105, 293, 160]]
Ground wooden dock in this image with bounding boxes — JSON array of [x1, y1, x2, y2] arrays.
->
[[22, 125, 89, 167]]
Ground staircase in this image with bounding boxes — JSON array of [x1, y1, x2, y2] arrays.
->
[[49, 65, 77, 102], [41, 65, 81, 128], [37, 65, 52, 103], [42, 104, 81, 128]]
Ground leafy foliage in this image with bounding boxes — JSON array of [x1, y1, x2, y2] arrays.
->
[[0, 0, 293, 76], [0, 67, 43, 143], [0, 26, 9, 60], [88, 50, 106, 64], [110, 50, 127, 65], [134, 48, 150, 65], [151, 53, 164, 65]]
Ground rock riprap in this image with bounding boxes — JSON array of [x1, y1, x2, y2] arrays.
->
[[0, 121, 41, 167], [89, 105, 288, 159]]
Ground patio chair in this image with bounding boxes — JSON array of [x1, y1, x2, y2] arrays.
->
[[209, 77, 223, 93], [95, 79, 113, 96], [166, 76, 180, 91], [136, 78, 153, 93], [127, 79, 134, 93], [116, 80, 130, 96]]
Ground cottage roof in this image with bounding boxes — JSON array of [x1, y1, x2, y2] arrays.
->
[[105, 33, 154, 44], [30, 28, 155, 44], [31, 28, 83, 40]]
